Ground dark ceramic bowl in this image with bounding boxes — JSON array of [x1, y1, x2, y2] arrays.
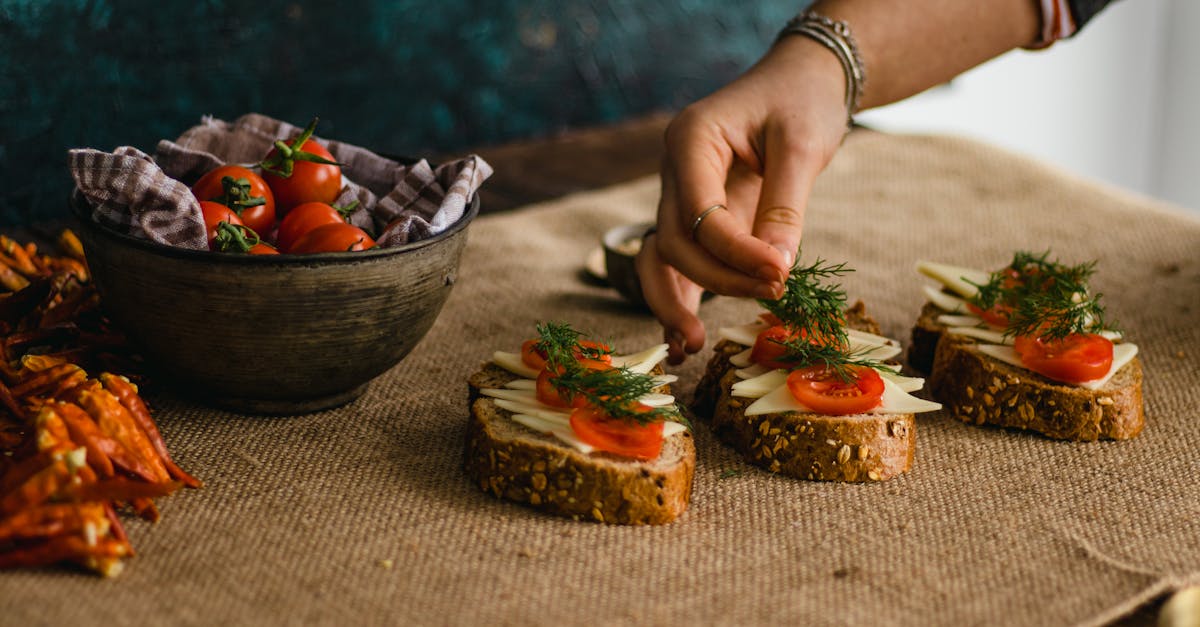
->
[[70, 194, 478, 414]]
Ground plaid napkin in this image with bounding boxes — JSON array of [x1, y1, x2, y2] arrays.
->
[[68, 113, 492, 250]]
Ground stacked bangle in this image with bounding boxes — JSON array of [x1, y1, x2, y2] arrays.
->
[[777, 11, 867, 123]]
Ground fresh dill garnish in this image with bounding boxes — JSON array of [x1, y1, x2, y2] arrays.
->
[[759, 257, 853, 343], [533, 321, 680, 426], [967, 251, 1112, 340], [756, 256, 878, 382]]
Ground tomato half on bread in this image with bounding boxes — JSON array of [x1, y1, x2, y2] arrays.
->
[[520, 339, 613, 371], [569, 405, 665, 460], [785, 365, 885, 415], [260, 118, 343, 214], [535, 358, 612, 408], [288, 223, 376, 254], [1013, 333, 1113, 384], [191, 165, 276, 235], [199, 201, 243, 249]]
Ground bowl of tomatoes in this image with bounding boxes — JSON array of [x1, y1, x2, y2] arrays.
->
[[68, 120, 481, 414]]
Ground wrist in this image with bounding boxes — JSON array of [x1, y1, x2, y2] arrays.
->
[[775, 11, 867, 123]]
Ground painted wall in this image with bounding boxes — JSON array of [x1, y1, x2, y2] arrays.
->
[[0, 0, 797, 224]]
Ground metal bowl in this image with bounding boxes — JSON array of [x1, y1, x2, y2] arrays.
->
[[69, 193, 478, 414]]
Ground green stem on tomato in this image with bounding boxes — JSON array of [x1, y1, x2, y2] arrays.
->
[[259, 117, 345, 178], [212, 221, 261, 253]]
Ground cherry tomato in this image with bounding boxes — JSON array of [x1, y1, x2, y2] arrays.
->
[[1013, 333, 1113, 384], [569, 405, 665, 460], [759, 312, 783, 326], [260, 118, 343, 214], [276, 201, 356, 253], [248, 243, 279, 255], [199, 201, 243, 249], [750, 325, 834, 370], [535, 359, 612, 408], [786, 365, 885, 415], [288, 223, 376, 254], [520, 339, 613, 371], [191, 165, 276, 235]]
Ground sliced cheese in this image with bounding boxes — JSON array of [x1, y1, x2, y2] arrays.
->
[[974, 342, 1138, 390], [492, 351, 540, 379], [937, 313, 985, 327], [730, 347, 754, 368], [731, 369, 788, 398], [744, 376, 941, 416], [611, 343, 669, 374], [946, 326, 1012, 345], [923, 285, 969, 313], [878, 369, 926, 393], [916, 260, 990, 298], [735, 363, 770, 380], [510, 414, 595, 453], [718, 322, 764, 348]]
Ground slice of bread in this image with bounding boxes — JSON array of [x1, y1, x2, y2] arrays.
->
[[910, 302, 1145, 441], [693, 302, 917, 482], [465, 362, 695, 525]]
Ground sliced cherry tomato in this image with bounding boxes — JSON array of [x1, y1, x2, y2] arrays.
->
[[288, 223, 376, 254], [751, 325, 834, 370], [275, 201, 358, 253], [260, 118, 343, 214], [568, 405, 665, 461], [535, 359, 612, 408], [199, 201, 243, 249], [520, 339, 612, 371], [191, 165, 276, 235], [786, 365, 885, 415], [1013, 333, 1113, 384], [759, 312, 783, 326]]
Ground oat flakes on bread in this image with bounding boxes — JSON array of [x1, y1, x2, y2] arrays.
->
[[911, 254, 1144, 441], [465, 324, 694, 525], [695, 260, 941, 483]]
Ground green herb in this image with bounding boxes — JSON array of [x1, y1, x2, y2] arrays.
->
[[534, 321, 679, 426], [967, 251, 1111, 340], [756, 257, 878, 382], [719, 468, 741, 479]]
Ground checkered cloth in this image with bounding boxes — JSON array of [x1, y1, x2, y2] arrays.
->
[[68, 113, 492, 250]]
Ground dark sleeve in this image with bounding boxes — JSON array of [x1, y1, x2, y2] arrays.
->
[[1067, 0, 1120, 33]]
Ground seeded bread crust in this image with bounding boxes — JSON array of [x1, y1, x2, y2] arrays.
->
[[465, 362, 695, 525], [693, 302, 915, 482], [912, 302, 1146, 441]]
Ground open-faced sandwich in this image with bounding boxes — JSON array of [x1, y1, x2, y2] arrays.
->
[[694, 259, 941, 482], [911, 251, 1144, 440], [465, 322, 694, 525]]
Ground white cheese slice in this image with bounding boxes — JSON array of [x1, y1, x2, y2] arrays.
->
[[735, 363, 771, 380], [611, 344, 669, 374], [923, 285, 969, 313], [947, 326, 1013, 345], [916, 261, 990, 298], [730, 347, 754, 368], [637, 393, 677, 407], [937, 313, 986, 327], [745, 376, 941, 416], [878, 370, 926, 393], [718, 322, 764, 348], [505, 379, 535, 390], [493, 398, 571, 422], [731, 369, 788, 398], [492, 351, 540, 379], [974, 342, 1138, 390], [651, 374, 678, 386], [484, 385, 674, 408], [510, 414, 595, 453]]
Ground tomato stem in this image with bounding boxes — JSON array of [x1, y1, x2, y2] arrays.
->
[[259, 117, 344, 178], [212, 221, 261, 253], [212, 176, 266, 217]]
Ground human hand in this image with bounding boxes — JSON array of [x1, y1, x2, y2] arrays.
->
[[636, 35, 854, 363]]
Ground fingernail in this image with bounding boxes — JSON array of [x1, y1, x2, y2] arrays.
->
[[755, 282, 782, 300], [775, 245, 794, 268]]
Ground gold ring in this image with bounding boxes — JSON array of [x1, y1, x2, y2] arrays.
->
[[690, 204, 726, 239]]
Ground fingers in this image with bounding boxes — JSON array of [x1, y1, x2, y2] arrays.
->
[[751, 129, 823, 266], [635, 235, 705, 365]]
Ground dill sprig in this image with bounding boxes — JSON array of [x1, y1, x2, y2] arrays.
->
[[758, 257, 853, 343], [967, 251, 1111, 340], [533, 321, 681, 426], [755, 257, 881, 382]]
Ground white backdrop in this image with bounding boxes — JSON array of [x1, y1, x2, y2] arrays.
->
[[856, 0, 1199, 215]]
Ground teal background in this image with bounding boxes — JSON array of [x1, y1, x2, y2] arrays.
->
[[0, 0, 801, 225]]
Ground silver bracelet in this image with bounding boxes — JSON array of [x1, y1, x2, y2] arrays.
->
[[777, 11, 867, 121]]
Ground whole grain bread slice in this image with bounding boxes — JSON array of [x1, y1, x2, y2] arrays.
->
[[465, 362, 695, 525], [911, 302, 1145, 441], [693, 302, 916, 482]]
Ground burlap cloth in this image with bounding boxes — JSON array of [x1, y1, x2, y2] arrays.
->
[[5, 131, 1199, 626]]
